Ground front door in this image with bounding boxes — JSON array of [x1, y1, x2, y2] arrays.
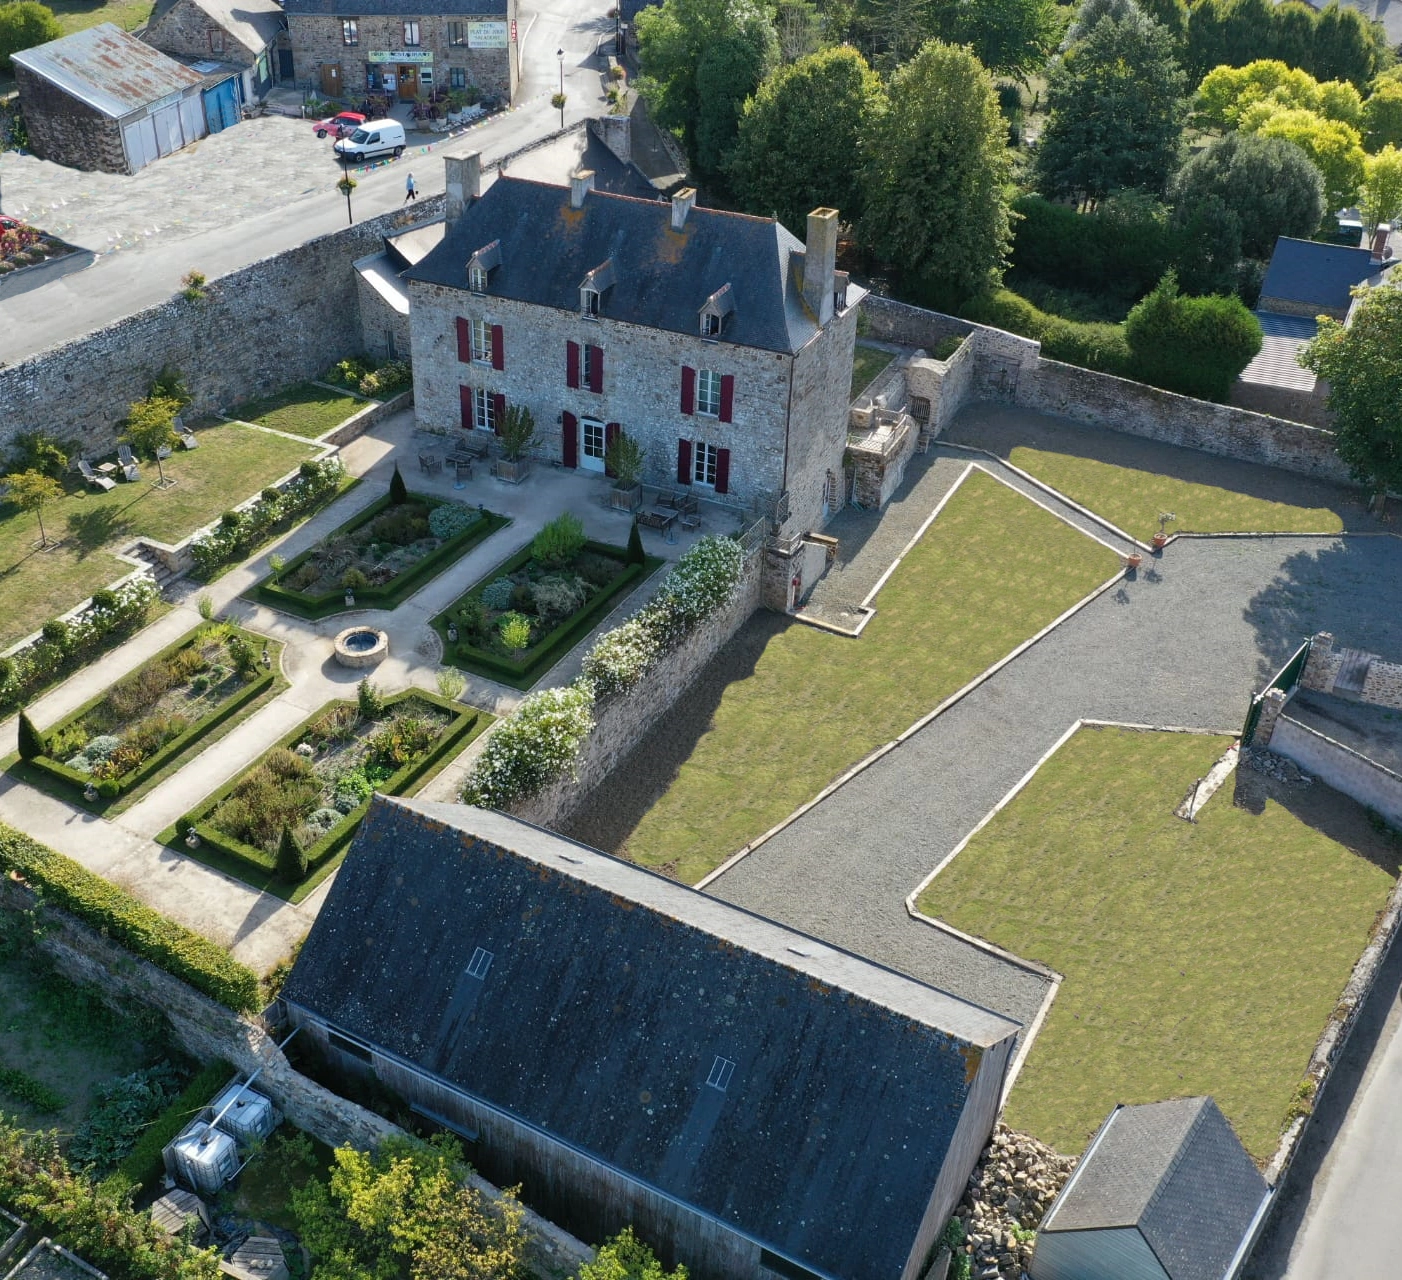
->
[[580, 419, 606, 473], [320, 61, 342, 97], [398, 65, 419, 100]]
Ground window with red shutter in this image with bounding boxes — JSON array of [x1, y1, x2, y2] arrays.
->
[[680, 365, 696, 414], [719, 374, 735, 423], [677, 439, 692, 484], [715, 447, 731, 494], [456, 318, 471, 363], [589, 346, 604, 394], [459, 385, 474, 430], [491, 324, 504, 371], [604, 422, 620, 477], [492, 393, 506, 435], [562, 411, 579, 468], [566, 341, 580, 389]]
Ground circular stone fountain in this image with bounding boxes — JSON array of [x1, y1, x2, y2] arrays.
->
[[333, 626, 388, 669]]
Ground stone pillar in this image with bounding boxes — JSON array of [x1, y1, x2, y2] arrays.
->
[[1253, 687, 1289, 747], [1301, 632, 1336, 692], [763, 541, 803, 613], [444, 153, 481, 225], [802, 208, 838, 327]]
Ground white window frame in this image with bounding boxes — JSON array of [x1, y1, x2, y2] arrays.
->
[[582, 343, 596, 387], [581, 418, 606, 471], [470, 317, 492, 363], [341, 17, 358, 44], [468, 264, 487, 293], [694, 440, 719, 488], [701, 312, 721, 337], [696, 369, 721, 417], [581, 287, 600, 318], [403, 19, 421, 45], [474, 387, 495, 432]]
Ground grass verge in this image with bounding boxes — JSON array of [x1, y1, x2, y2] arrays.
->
[[851, 344, 894, 399], [917, 725, 1400, 1159], [51, 0, 154, 36], [233, 384, 363, 438], [617, 469, 1121, 882]]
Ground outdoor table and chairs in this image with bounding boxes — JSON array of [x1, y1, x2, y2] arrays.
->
[[418, 452, 442, 474]]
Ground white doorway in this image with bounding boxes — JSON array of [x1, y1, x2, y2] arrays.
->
[[580, 418, 606, 473]]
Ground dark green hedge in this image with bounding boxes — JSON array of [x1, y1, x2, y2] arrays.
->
[[435, 541, 662, 690], [960, 288, 1132, 376], [250, 495, 508, 620], [1124, 273, 1264, 402], [105, 1060, 234, 1195], [1011, 194, 1178, 301], [0, 823, 260, 1012]]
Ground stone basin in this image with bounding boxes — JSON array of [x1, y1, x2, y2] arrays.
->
[[333, 626, 388, 669]]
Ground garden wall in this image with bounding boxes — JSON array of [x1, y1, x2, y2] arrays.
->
[[1270, 716, 1402, 831], [513, 553, 764, 831], [0, 200, 444, 458]]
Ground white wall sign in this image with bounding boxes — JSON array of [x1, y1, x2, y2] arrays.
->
[[467, 21, 509, 48], [367, 49, 434, 63]]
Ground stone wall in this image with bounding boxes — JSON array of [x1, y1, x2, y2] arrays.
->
[[0, 198, 444, 459], [355, 268, 411, 364], [145, 0, 264, 67], [1301, 633, 1343, 693], [788, 301, 861, 534], [13, 66, 126, 174], [1362, 660, 1402, 710], [1302, 633, 1402, 710], [861, 295, 976, 350], [1270, 716, 1402, 831], [324, 388, 413, 446], [512, 553, 763, 830]]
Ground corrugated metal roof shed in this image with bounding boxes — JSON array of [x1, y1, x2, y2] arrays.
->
[[11, 24, 203, 120]]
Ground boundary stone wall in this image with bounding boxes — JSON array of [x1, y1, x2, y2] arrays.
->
[[1270, 716, 1402, 830]]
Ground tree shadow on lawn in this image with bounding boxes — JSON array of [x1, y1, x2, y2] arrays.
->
[[560, 609, 786, 871], [64, 502, 137, 558]]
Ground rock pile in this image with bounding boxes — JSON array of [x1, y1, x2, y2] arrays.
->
[[1241, 747, 1313, 786], [949, 1124, 1077, 1280]]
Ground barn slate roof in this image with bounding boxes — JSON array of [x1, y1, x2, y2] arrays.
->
[[282, 797, 1018, 1280], [12, 24, 204, 119], [1040, 1097, 1269, 1280], [283, 0, 510, 17], [1258, 236, 1391, 312], [146, 0, 285, 59], [404, 174, 828, 354]]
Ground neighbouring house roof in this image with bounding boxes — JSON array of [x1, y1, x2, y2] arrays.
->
[[1239, 312, 1318, 392], [147, 0, 284, 60], [502, 125, 660, 200], [404, 174, 838, 354], [354, 251, 409, 315], [1259, 236, 1393, 313], [1039, 1097, 1269, 1280], [282, 796, 1019, 1280], [283, 0, 510, 17], [12, 24, 204, 119]]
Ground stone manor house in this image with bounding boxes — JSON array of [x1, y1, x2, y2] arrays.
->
[[405, 156, 863, 538]]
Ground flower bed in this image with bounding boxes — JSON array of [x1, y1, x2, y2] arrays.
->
[[250, 490, 508, 620], [175, 688, 485, 898], [26, 624, 280, 802], [322, 356, 413, 399], [433, 519, 662, 690], [0, 221, 74, 277]]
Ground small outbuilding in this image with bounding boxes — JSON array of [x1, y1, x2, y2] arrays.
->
[[12, 24, 207, 174], [144, 0, 284, 109], [1031, 1097, 1270, 1280]]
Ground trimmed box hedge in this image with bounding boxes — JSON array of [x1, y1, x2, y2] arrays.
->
[[248, 494, 509, 620], [433, 540, 663, 690], [0, 821, 261, 1012], [28, 626, 280, 803], [177, 689, 485, 889]]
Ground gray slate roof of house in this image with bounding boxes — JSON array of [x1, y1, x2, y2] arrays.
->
[[12, 23, 203, 118], [147, 0, 284, 57], [282, 796, 1018, 1280], [404, 174, 824, 354], [283, 0, 509, 17], [1259, 236, 1387, 311], [1041, 1097, 1269, 1280]]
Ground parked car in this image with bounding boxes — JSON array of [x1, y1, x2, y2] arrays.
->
[[313, 111, 365, 139], [333, 119, 407, 163], [0, 215, 22, 232]]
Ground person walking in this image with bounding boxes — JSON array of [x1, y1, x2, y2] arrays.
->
[[404, 172, 418, 203]]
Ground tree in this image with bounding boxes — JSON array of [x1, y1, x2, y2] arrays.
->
[[692, 24, 778, 181], [1309, 1, 1384, 89], [4, 469, 62, 549], [1361, 145, 1402, 232], [576, 1229, 689, 1280], [941, 0, 1067, 81], [1062, 0, 1142, 47], [1124, 270, 1263, 400], [17, 711, 45, 762], [626, 519, 645, 565], [0, 3, 60, 72], [389, 461, 408, 505], [1300, 285, 1402, 506], [1171, 193, 1242, 294], [1242, 104, 1367, 213], [862, 0, 937, 67], [276, 825, 307, 883], [124, 394, 180, 486], [1168, 132, 1325, 257], [728, 46, 883, 230], [1192, 60, 1360, 133], [1036, 5, 1188, 203], [860, 39, 1014, 305], [1138, 0, 1189, 46], [1363, 79, 1402, 151]]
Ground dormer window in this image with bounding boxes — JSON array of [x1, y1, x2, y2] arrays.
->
[[581, 288, 600, 317], [702, 312, 721, 337], [469, 265, 487, 294], [579, 260, 615, 319], [699, 283, 734, 339], [467, 240, 501, 295]]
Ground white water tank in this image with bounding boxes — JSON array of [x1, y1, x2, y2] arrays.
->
[[210, 1083, 280, 1146], [169, 1122, 238, 1196]]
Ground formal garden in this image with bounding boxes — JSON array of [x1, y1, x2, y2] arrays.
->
[[17, 621, 282, 809], [433, 514, 662, 689], [169, 682, 486, 901], [250, 470, 506, 619]]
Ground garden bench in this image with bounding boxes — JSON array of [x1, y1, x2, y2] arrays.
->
[[418, 452, 441, 474]]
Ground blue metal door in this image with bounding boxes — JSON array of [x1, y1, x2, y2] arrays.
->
[[203, 78, 240, 133]]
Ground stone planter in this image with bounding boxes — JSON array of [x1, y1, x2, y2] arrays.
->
[[494, 457, 532, 484], [608, 483, 642, 513]]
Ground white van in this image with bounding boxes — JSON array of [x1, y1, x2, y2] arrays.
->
[[334, 119, 407, 163]]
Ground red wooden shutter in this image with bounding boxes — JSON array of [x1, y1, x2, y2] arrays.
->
[[677, 439, 692, 485], [562, 411, 578, 468], [459, 385, 474, 430], [604, 422, 620, 477], [491, 324, 504, 371], [566, 341, 580, 389], [715, 447, 731, 495], [492, 393, 506, 435], [680, 365, 696, 414], [719, 374, 735, 423], [456, 317, 471, 363], [589, 346, 604, 393]]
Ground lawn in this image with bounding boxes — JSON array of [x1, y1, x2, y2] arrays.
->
[[850, 344, 893, 399], [235, 384, 363, 438], [917, 725, 1400, 1160], [617, 470, 1121, 882], [0, 424, 312, 649], [1009, 446, 1346, 542], [49, 0, 154, 36]]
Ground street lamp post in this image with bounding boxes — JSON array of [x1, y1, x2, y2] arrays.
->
[[338, 145, 355, 226], [556, 49, 565, 129]]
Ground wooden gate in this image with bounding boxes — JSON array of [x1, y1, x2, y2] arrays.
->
[[320, 61, 342, 97]]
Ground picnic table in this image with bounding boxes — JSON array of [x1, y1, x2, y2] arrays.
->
[[638, 504, 678, 531]]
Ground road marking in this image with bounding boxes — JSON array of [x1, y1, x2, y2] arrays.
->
[[517, 12, 538, 59]]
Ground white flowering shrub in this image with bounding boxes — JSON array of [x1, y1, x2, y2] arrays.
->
[[462, 682, 596, 808], [581, 613, 663, 698], [652, 535, 744, 626]]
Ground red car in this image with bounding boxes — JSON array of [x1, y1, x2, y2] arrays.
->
[[313, 111, 366, 140], [0, 215, 22, 232]]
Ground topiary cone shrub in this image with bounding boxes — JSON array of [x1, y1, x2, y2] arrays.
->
[[389, 463, 408, 506], [627, 519, 645, 565], [276, 824, 307, 883], [17, 711, 45, 762]]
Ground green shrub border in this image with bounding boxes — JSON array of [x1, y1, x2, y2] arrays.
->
[[247, 494, 509, 620], [103, 1060, 234, 1196], [432, 540, 664, 690], [27, 626, 279, 804], [0, 822, 260, 1012], [175, 689, 484, 896]]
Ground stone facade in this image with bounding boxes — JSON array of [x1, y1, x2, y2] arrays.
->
[[12, 65, 126, 173], [144, 0, 279, 101], [1251, 687, 1290, 747], [287, 10, 516, 101], [1303, 632, 1402, 710], [1301, 632, 1341, 692], [1362, 660, 1402, 710]]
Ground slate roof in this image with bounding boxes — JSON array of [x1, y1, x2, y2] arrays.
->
[[283, 0, 509, 17], [12, 24, 203, 119], [404, 174, 826, 354], [1041, 1097, 1269, 1280], [1258, 236, 1390, 312], [502, 126, 660, 200], [282, 797, 1018, 1280]]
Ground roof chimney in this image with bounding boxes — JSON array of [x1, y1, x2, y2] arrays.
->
[[595, 115, 631, 166], [570, 169, 595, 210], [1370, 224, 1393, 264], [671, 187, 697, 231], [802, 207, 839, 327], [444, 153, 481, 225]]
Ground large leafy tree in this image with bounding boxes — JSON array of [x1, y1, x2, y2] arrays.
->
[[1360, 144, 1402, 232], [1192, 59, 1361, 133], [1241, 103, 1367, 212], [860, 39, 1014, 305], [0, 2, 60, 72], [1035, 2, 1188, 203], [729, 45, 884, 229], [692, 23, 778, 181], [1300, 285, 1402, 506], [1168, 132, 1324, 257], [940, 0, 1067, 81], [1310, 1, 1385, 89], [1363, 78, 1402, 151]]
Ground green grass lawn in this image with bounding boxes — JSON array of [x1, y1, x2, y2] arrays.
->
[[235, 384, 363, 438], [49, 0, 155, 36], [1010, 446, 1347, 542], [0, 425, 312, 650], [619, 470, 1121, 882], [850, 344, 893, 399], [917, 725, 1399, 1160]]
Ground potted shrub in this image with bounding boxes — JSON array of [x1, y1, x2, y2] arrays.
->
[[1153, 510, 1175, 550], [494, 404, 539, 484], [605, 430, 644, 512], [1126, 552, 1143, 571]]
